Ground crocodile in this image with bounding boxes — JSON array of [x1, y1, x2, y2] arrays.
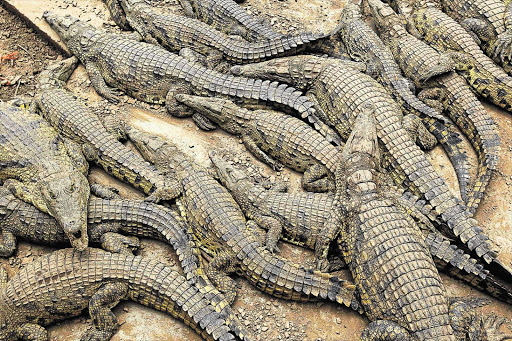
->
[[231, 54, 503, 271], [366, 0, 501, 213], [126, 127, 358, 310], [103, 0, 327, 68], [43, 12, 335, 141], [209, 152, 512, 307], [321, 108, 486, 340], [175, 94, 340, 193], [0, 248, 241, 341], [429, 0, 512, 72], [0, 186, 252, 340], [27, 56, 181, 203], [178, 0, 284, 42], [0, 103, 90, 251], [388, 0, 512, 112]]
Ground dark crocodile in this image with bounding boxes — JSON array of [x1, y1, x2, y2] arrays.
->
[[0, 103, 89, 251], [431, 0, 512, 72], [367, 0, 501, 213], [43, 12, 335, 140], [0, 248, 241, 341], [178, 0, 284, 42], [209, 152, 512, 307], [103, 0, 326, 68], [231, 54, 502, 271], [175, 94, 341, 193], [126, 127, 357, 310], [29, 56, 180, 203], [389, 0, 512, 112]]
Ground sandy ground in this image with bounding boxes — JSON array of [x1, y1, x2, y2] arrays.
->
[[0, 0, 512, 340]]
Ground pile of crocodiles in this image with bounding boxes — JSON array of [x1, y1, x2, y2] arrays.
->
[[2, 0, 512, 339]]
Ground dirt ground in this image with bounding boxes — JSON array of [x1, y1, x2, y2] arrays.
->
[[0, 0, 511, 340]]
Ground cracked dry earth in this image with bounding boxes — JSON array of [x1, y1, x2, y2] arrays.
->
[[1, 0, 512, 340]]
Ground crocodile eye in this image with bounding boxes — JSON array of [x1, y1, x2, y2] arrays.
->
[[49, 191, 57, 200], [69, 183, 75, 193]]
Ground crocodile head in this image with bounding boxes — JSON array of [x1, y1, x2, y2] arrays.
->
[[43, 12, 96, 58], [366, 0, 406, 32], [208, 151, 248, 189], [175, 94, 246, 135], [39, 56, 79, 90], [38, 172, 90, 250]]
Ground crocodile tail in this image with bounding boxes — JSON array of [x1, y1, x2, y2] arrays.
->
[[425, 232, 512, 306], [208, 71, 316, 118], [225, 31, 325, 64], [421, 118, 471, 201], [241, 249, 357, 308], [437, 73, 501, 213]]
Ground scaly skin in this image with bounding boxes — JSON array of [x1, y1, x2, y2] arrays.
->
[[0, 248, 240, 341], [104, 0, 326, 67], [43, 12, 329, 138], [175, 94, 340, 192], [0, 104, 89, 251], [126, 127, 358, 310], [402, 0, 512, 112], [209, 152, 512, 307], [177, 0, 284, 42], [332, 2, 472, 200], [0, 189, 252, 340], [431, 0, 512, 72], [367, 0, 501, 213], [231, 55, 503, 273], [327, 110, 456, 340], [30, 57, 180, 203]]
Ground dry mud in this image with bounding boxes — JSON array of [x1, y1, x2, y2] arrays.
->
[[0, 0, 511, 340]]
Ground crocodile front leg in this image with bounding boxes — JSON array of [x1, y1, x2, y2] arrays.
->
[[302, 164, 333, 193], [206, 248, 239, 305], [85, 62, 122, 104], [360, 320, 413, 340], [460, 18, 492, 45], [241, 134, 283, 171], [249, 210, 283, 253], [81, 282, 129, 341], [314, 209, 342, 271], [103, 0, 131, 30], [63, 138, 89, 175], [16, 323, 48, 341], [100, 231, 140, 255], [4, 179, 48, 215], [177, 0, 196, 17], [493, 2, 512, 63]]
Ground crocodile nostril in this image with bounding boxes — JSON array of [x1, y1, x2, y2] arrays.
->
[[73, 230, 82, 240]]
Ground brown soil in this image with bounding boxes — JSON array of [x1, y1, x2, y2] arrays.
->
[[0, 0, 511, 340]]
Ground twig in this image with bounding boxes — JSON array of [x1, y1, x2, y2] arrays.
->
[[14, 77, 21, 97]]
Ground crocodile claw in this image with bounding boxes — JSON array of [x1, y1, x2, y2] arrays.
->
[[493, 31, 512, 64]]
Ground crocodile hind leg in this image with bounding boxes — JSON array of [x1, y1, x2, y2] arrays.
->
[[493, 3, 512, 64], [360, 320, 413, 340], [460, 18, 492, 45], [90, 183, 121, 200], [177, 0, 195, 17], [206, 249, 239, 305], [302, 164, 334, 193], [450, 297, 492, 340], [402, 114, 437, 150], [165, 83, 216, 131], [314, 209, 342, 271], [85, 62, 123, 104], [81, 282, 129, 341], [16, 323, 48, 341], [482, 314, 512, 341]]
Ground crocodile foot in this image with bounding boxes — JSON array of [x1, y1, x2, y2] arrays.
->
[[482, 314, 512, 341], [493, 31, 512, 64]]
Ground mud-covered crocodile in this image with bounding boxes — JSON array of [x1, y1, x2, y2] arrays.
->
[[320, 108, 497, 340], [367, 0, 501, 213], [43, 12, 336, 141], [178, 0, 284, 42], [126, 127, 358, 310], [231, 55, 502, 271], [209, 152, 512, 307], [0, 103, 90, 251], [0, 248, 242, 341], [0, 186, 252, 340], [27, 56, 180, 203], [175, 94, 340, 193], [388, 0, 512, 112], [103, 0, 327, 69], [430, 0, 512, 73]]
